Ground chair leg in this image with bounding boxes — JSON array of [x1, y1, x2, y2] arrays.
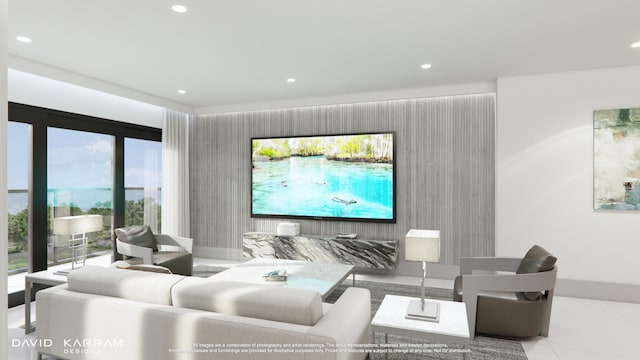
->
[[463, 292, 478, 340], [540, 289, 554, 336]]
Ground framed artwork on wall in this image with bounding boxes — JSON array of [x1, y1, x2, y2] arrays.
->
[[594, 107, 640, 210]]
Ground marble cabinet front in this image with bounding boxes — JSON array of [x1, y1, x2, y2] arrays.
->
[[243, 232, 398, 269]]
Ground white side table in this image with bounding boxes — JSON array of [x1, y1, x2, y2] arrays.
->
[[24, 270, 67, 334], [371, 295, 471, 359]]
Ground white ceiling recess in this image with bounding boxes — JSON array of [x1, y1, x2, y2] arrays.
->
[[8, 0, 640, 111]]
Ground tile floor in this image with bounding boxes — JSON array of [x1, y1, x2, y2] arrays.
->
[[7, 256, 640, 359]]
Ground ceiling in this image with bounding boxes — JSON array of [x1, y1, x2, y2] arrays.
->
[[8, 0, 640, 110]]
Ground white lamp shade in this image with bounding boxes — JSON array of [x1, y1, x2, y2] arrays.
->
[[405, 229, 440, 262], [52, 215, 103, 235]]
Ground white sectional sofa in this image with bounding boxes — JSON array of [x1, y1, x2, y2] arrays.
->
[[35, 266, 371, 360]]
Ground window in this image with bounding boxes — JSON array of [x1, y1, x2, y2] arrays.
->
[[47, 128, 114, 265], [8, 103, 161, 303], [8, 122, 31, 275], [125, 138, 162, 232]]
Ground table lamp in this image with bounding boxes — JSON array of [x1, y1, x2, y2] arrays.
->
[[404, 229, 441, 322], [52, 214, 103, 270]]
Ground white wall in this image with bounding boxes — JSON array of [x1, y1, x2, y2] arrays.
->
[[1, 0, 9, 357], [497, 65, 640, 286], [8, 69, 165, 128]]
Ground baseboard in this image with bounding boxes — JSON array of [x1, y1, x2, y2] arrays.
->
[[555, 278, 640, 304]]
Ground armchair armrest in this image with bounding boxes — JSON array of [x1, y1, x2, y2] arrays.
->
[[462, 266, 557, 293], [154, 234, 193, 254], [116, 239, 153, 264], [460, 257, 522, 274]]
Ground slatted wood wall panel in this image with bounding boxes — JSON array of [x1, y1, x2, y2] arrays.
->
[[190, 93, 495, 265]]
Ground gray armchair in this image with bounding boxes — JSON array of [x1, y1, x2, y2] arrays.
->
[[454, 245, 557, 339], [115, 225, 193, 276]]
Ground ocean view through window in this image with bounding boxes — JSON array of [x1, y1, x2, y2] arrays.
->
[[47, 128, 114, 265], [125, 138, 162, 232], [8, 122, 30, 274], [8, 102, 163, 301]]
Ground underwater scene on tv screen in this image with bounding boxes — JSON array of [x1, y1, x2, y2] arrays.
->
[[251, 133, 394, 221]]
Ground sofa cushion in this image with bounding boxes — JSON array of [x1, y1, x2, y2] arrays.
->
[[172, 278, 324, 326], [516, 245, 557, 300], [67, 265, 185, 305], [115, 225, 158, 251]]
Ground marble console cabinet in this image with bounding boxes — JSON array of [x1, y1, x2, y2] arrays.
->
[[242, 232, 398, 269]]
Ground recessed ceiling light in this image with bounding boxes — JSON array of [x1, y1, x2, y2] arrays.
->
[[631, 42, 640, 48], [177, 89, 187, 94], [286, 78, 296, 83], [172, 4, 187, 13], [420, 63, 432, 70], [17, 36, 32, 43]]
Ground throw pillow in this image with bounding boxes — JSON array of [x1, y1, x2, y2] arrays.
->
[[516, 245, 557, 274], [114, 225, 158, 251], [516, 245, 557, 300]]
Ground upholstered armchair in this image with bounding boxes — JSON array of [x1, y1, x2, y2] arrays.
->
[[453, 245, 557, 339], [115, 225, 193, 276]]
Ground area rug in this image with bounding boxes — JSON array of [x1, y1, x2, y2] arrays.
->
[[326, 281, 527, 360], [192, 265, 527, 360], [192, 264, 230, 277]]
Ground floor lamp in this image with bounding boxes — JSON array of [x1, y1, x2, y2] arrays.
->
[[52, 214, 103, 273], [404, 229, 441, 322]]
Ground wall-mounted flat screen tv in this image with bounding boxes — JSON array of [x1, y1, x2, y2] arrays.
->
[[251, 132, 395, 223]]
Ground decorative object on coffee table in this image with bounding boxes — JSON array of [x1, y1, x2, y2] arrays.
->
[[404, 229, 441, 322], [262, 269, 287, 281]]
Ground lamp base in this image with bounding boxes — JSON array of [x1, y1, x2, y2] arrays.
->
[[405, 299, 440, 322]]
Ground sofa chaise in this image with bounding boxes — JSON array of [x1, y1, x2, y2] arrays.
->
[[36, 265, 371, 360]]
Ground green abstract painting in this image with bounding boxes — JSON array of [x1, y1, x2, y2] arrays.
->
[[594, 107, 640, 210]]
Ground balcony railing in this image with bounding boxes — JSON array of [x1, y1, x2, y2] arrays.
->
[[8, 187, 162, 275]]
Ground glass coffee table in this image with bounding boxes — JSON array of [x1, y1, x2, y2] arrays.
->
[[208, 258, 354, 299]]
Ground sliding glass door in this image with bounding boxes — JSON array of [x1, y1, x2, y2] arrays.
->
[[124, 138, 162, 233], [47, 127, 113, 265], [7, 122, 31, 275]]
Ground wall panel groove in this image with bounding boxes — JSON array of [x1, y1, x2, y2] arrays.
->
[[190, 94, 495, 271]]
